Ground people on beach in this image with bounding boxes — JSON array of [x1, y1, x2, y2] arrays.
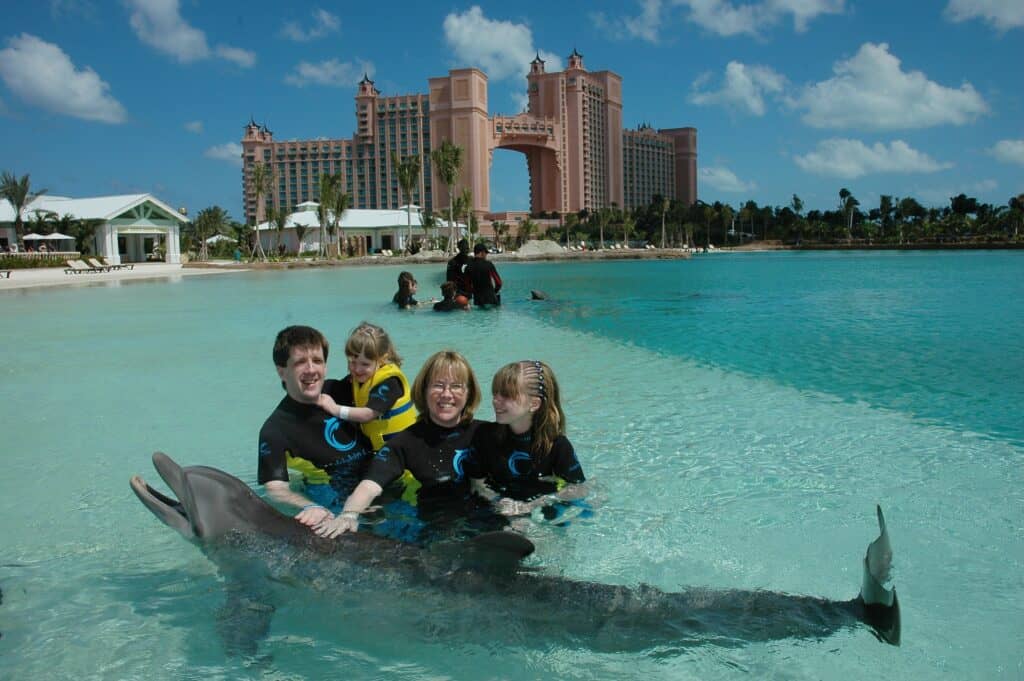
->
[[471, 360, 587, 516], [313, 349, 491, 538], [316, 322, 417, 452], [446, 238, 473, 299], [467, 243, 502, 307], [257, 325, 375, 527], [433, 281, 470, 312]]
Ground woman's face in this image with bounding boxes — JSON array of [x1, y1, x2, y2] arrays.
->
[[426, 369, 468, 428]]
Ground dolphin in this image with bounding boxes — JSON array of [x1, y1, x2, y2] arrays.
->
[[130, 452, 901, 654]]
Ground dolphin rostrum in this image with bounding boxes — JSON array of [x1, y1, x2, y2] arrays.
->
[[130, 452, 901, 653]]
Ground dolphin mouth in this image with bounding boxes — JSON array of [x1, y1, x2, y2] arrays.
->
[[130, 452, 196, 538]]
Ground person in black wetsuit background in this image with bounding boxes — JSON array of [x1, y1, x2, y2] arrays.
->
[[313, 349, 494, 538], [446, 239, 473, 300], [257, 326, 374, 529], [467, 243, 502, 307], [433, 281, 470, 312]]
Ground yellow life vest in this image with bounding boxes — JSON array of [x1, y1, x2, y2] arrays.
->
[[352, 362, 417, 450]]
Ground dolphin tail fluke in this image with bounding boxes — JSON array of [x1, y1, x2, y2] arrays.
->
[[860, 505, 901, 645]]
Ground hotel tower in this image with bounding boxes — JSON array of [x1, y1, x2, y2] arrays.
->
[[242, 50, 696, 224]]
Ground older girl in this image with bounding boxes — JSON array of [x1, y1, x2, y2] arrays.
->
[[471, 360, 587, 516]]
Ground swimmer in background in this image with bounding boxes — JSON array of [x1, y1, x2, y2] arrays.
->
[[471, 360, 587, 516], [393, 271, 436, 309], [433, 281, 470, 312], [317, 322, 417, 452]]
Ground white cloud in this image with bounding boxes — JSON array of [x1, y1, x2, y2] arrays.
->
[[215, 45, 256, 68], [672, 0, 844, 37], [989, 139, 1024, 165], [204, 142, 242, 167], [281, 8, 341, 42], [0, 33, 126, 124], [690, 61, 787, 115], [511, 90, 529, 113], [789, 43, 988, 130], [701, 166, 756, 192], [794, 138, 953, 178], [284, 59, 374, 88], [592, 0, 666, 43], [443, 6, 561, 81], [944, 0, 1024, 31], [184, 120, 203, 134], [125, 0, 254, 67]]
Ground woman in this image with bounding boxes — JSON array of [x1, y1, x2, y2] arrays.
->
[[314, 349, 487, 538]]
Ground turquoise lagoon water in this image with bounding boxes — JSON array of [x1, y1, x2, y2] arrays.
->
[[0, 251, 1021, 679]]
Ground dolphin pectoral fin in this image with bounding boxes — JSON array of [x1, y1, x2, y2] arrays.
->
[[130, 474, 194, 539], [431, 531, 536, 575], [860, 505, 901, 646], [216, 584, 276, 658]]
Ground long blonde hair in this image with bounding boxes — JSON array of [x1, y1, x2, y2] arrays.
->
[[491, 360, 565, 462], [344, 321, 402, 366], [411, 350, 481, 425]]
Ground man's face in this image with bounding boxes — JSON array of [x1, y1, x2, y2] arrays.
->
[[277, 344, 326, 403]]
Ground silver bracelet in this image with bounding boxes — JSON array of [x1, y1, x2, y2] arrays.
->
[[339, 510, 359, 520]]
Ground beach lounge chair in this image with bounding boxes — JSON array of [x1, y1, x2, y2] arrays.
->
[[102, 257, 133, 271], [0, 269, 11, 279], [86, 258, 114, 272], [64, 259, 103, 274]]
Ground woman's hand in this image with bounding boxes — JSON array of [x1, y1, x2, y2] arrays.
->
[[313, 511, 360, 538], [295, 504, 333, 527]]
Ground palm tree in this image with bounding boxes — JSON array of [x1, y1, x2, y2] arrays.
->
[[317, 172, 338, 258], [193, 206, 230, 261], [719, 203, 734, 246], [248, 162, 272, 261], [621, 210, 635, 246], [1, 171, 46, 240], [329, 183, 351, 257], [271, 205, 291, 256], [519, 218, 537, 246], [660, 196, 670, 248], [839, 188, 858, 242], [391, 151, 421, 252], [597, 207, 610, 249], [430, 140, 464, 254], [293, 219, 309, 255]]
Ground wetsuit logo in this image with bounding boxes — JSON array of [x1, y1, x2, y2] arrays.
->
[[324, 417, 357, 452], [452, 448, 471, 481], [259, 441, 271, 458], [371, 383, 391, 403], [508, 450, 532, 477]]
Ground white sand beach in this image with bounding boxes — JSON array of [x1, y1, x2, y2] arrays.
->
[[0, 262, 246, 292]]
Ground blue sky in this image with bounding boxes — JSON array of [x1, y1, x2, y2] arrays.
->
[[1, 1, 1021, 220]]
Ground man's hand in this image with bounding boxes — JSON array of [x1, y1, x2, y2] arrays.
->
[[313, 511, 360, 538], [296, 504, 333, 527]]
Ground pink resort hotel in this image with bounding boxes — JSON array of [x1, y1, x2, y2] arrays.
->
[[241, 50, 697, 232]]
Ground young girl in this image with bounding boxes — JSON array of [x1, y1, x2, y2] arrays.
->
[[317, 322, 417, 451], [471, 360, 587, 516], [392, 271, 418, 309]]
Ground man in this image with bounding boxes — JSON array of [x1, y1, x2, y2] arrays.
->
[[467, 243, 502, 307], [445, 238, 474, 299], [258, 325, 374, 528]]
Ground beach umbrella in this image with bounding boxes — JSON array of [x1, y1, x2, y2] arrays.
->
[[22, 232, 45, 240], [42, 232, 75, 240], [205, 234, 235, 244]]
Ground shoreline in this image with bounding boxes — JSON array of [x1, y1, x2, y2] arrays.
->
[[0, 262, 244, 293]]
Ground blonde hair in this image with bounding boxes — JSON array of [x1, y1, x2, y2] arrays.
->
[[491, 360, 565, 461], [344, 322, 402, 366], [411, 350, 481, 425]]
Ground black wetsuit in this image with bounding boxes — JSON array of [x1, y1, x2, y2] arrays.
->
[[446, 253, 473, 298], [364, 419, 503, 531], [433, 298, 464, 312], [467, 257, 502, 306], [470, 422, 585, 500], [392, 291, 418, 309], [257, 379, 374, 505]]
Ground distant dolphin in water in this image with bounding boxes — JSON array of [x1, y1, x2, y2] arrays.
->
[[130, 453, 900, 654], [530, 289, 549, 300]]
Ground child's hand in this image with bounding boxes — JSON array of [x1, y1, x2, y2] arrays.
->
[[317, 392, 339, 415]]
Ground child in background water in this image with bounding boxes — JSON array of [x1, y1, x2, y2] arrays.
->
[[471, 360, 588, 516], [317, 322, 417, 451], [393, 271, 419, 309]]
